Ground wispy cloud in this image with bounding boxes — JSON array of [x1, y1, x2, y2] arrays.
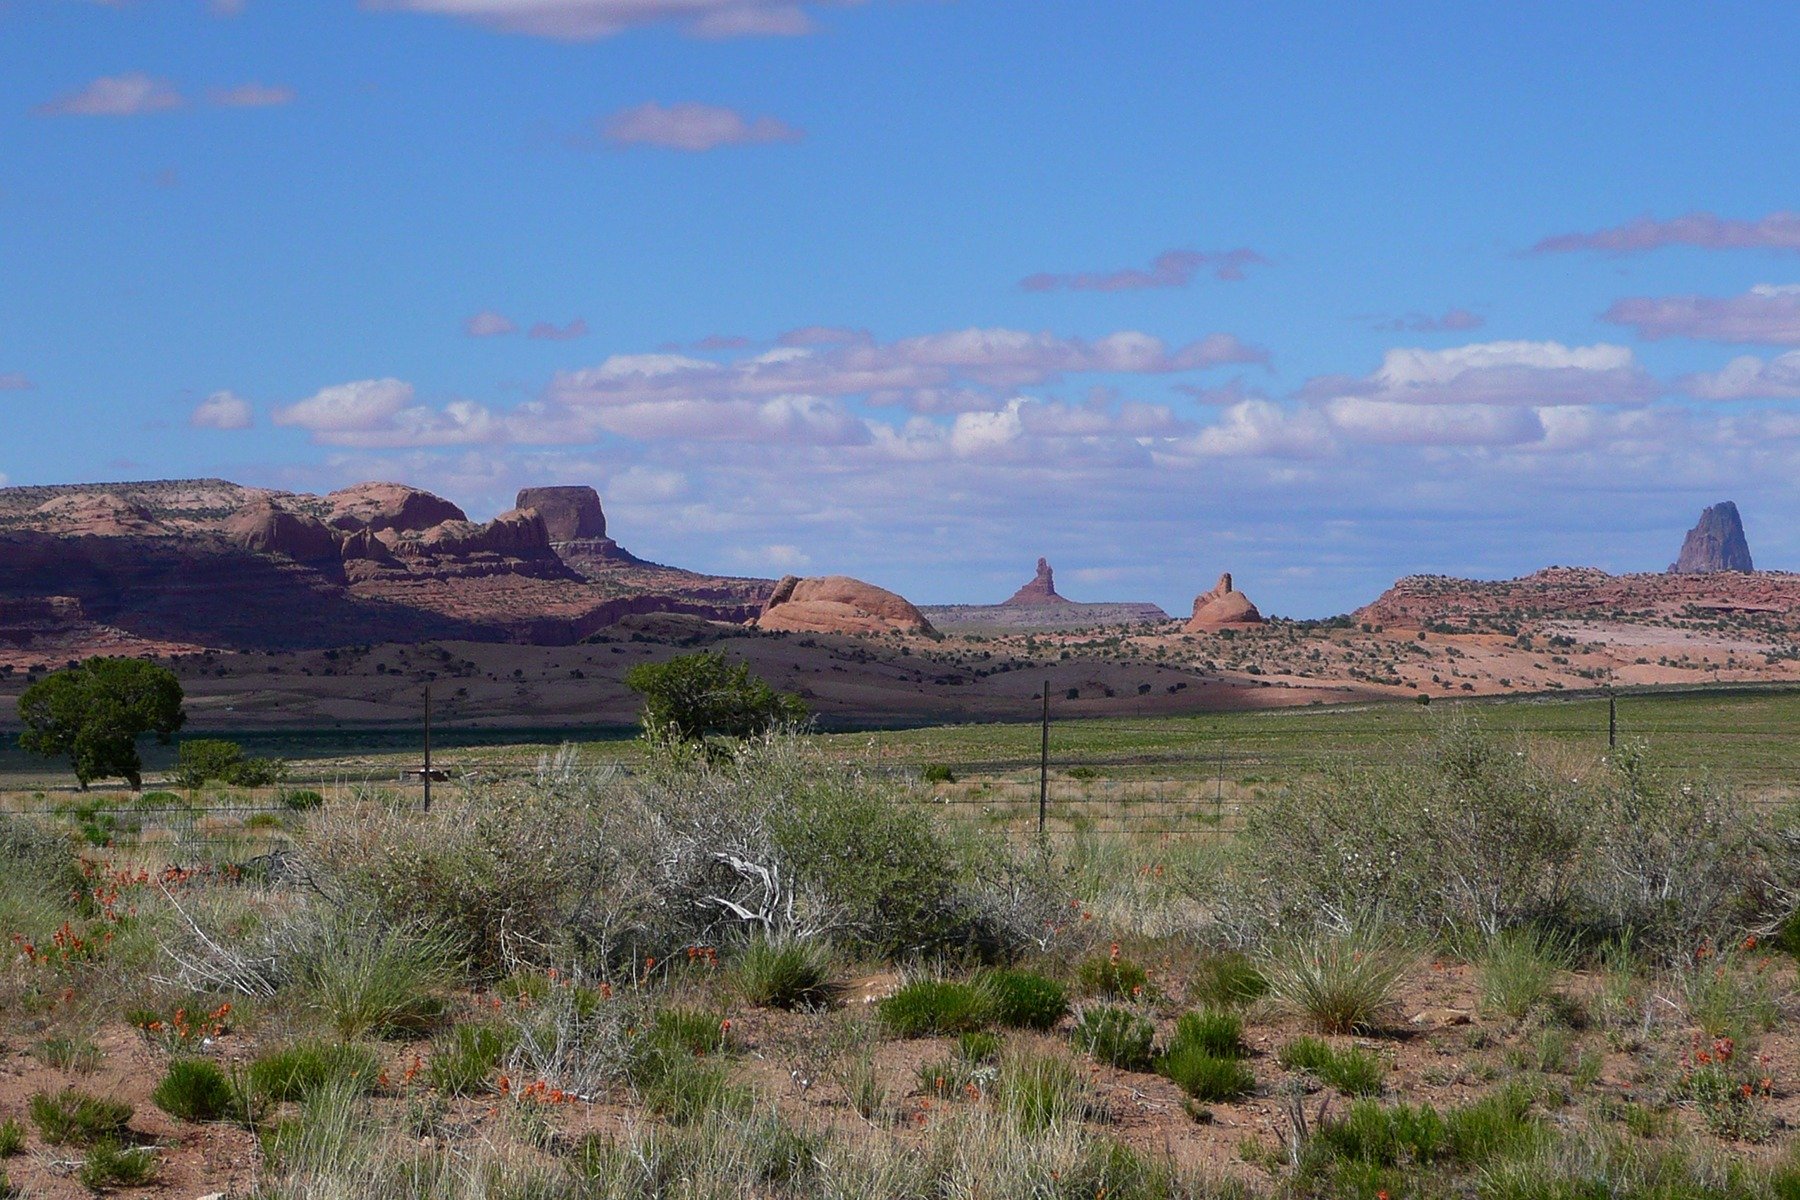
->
[[529, 318, 588, 341], [1373, 307, 1485, 333], [1533, 211, 1800, 256], [208, 82, 295, 108], [1020, 248, 1268, 292], [190, 390, 253, 430], [601, 102, 803, 151], [1681, 351, 1800, 400], [369, 0, 837, 40], [0, 373, 32, 391], [1604, 285, 1800, 344], [34, 73, 183, 117], [464, 311, 518, 338]]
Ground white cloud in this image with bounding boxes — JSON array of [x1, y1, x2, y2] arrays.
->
[[208, 83, 295, 107], [0, 373, 32, 391], [1681, 351, 1800, 400], [601, 102, 803, 151], [35, 73, 183, 117], [1325, 397, 1543, 446], [464, 310, 518, 337], [367, 0, 832, 41], [190, 390, 253, 430]]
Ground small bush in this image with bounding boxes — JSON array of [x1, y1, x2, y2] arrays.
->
[[1077, 949, 1150, 999], [78, 1140, 158, 1190], [28, 1088, 133, 1145], [1169, 1009, 1247, 1059], [175, 738, 284, 789], [295, 921, 458, 1039], [248, 1041, 381, 1102], [1260, 923, 1415, 1034], [922, 764, 956, 784], [1158, 1045, 1254, 1102], [428, 1023, 517, 1097], [281, 789, 325, 811], [979, 968, 1068, 1030], [152, 1058, 235, 1122], [0, 1118, 22, 1156], [1478, 927, 1573, 1022], [878, 979, 994, 1037], [732, 936, 837, 1010], [1278, 1036, 1384, 1096], [1189, 951, 1268, 1008], [1071, 1005, 1155, 1070]]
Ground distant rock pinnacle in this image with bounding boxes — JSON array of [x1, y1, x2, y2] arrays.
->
[[1669, 501, 1754, 574], [1002, 557, 1071, 605]]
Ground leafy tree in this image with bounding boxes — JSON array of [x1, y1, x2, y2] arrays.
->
[[173, 738, 286, 790], [17, 658, 185, 790], [623, 651, 807, 747]]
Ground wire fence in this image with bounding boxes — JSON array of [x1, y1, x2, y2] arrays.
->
[[33, 802, 297, 863]]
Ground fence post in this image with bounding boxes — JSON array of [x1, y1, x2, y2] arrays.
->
[[1038, 679, 1049, 839], [422, 685, 433, 812], [1607, 688, 1617, 750]]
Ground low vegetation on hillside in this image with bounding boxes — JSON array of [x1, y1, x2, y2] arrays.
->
[[4, 716, 1800, 1197]]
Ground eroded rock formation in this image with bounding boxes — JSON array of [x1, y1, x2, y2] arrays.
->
[[516, 486, 607, 543], [1003, 558, 1072, 606], [325, 483, 467, 534], [756, 575, 937, 636], [1670, 501, 1754, 574], [1184, 572, 1263, 632]]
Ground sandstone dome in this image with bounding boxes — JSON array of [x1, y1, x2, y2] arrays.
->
[[755, 574, 937, 636]]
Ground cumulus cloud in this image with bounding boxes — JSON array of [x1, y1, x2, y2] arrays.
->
[[0, 373, 32, 391], [1604, 285, 1800, 344], [1681, 351, 1800, 400], [35, 73, 183, 117], [367, 0, 834, 40], [1374, 307, 1485, 333], [1324, 397, 1543, 446], [465, 311, 518, 337], [1168, 399, 1333, 460], [601, 102, 803, 151], [1533, 211, 1800, 256], [1331, 340, 1656, 407], [190, 390, 253, 430], [208, 82, 295, 107], [529, 317, 589, 341], [1021, 248, 1268, 292]]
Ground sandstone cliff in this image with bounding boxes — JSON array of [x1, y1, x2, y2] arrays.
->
[[755, 575, 937, 636], [1670, 501, 1754, 574]]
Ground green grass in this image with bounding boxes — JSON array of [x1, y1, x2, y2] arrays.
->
[[151, 1058, 237, 1122], [1278, 1036, 1385, 1096], [1478, 928, 1574, 1022], [1261, 923, 1416, 1034], [427, 1023, 516, 1097], [1156, 1044, 1255, 1102], [977, 968, 1069, 1030], [877, 979, 995, 1037], [37, 1036, 102, 1073], [0, 1118, 22, 1156], [731, 935, 838, 1011], [248, 1041, 382, 1103], [1077, 952, 1150, 999], [1168, 1009, 1247, 1059], [1188, 951, 1269, 1008], [1070, 1005, 1156, 1070], [78, 1140, 158, 1190], [298, 922, 458, 1039], [28, 1089, 133, 1145]]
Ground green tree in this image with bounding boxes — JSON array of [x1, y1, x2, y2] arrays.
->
[[623, 651, 807, 747], [17, 658, 186, 790]]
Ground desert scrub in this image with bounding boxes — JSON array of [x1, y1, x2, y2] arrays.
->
[[1681, 946, 1783, 1043], [977, 967, 1069, 1030], [0, 1117, 21, 1156], [1478, 927, 1573, 1022], [878, 978, 994, 1037], [78, 1140, 158, 1190], [1260, 922, 1415, 1034], [731, 934, 838, 1010], [1675, 1034, 1774, 1141], [1070, 1005, 1155, 1070], [958, 1030, 1003, 1063], [248, 1040, 382, 1102], [428, 1022, 517, 1097], [1188, 950, 1268, 1008], [1156, 1010, 1254, 1102], [37, 1036, 102, 1073], [1169, 1009, 1248, 1059], [999, 1052, 1099, 1132], [1077, 944, 1151, 999], [1278, 1036, 1385, 1096], [152, 1057, 237, 1122], [28, 1089, 133, 1145]]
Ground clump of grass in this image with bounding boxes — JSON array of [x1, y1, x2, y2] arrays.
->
[[1077, 947, 1150, 999], [1170, 1009, 1247, 1059], [978, 968, 1069, 1030], [732, 936, 838, 1010], [1278, 1036, 1385, 1096], [1189, 951, 1268, 1008], [638, 1057, 751, 1126], [1260, 923, 1415, 1034], [428, 1023, 516, 1097], [957, 1030, 1002, 1064], [1157, 1045, 1255, 1102], [37, 1036, 102, 1073], [999, 1053, 1097, 1131], [0, 1117, 23, 1156], [877, 979, 993, 1037], [1070, 1006, 1155, 1070], [1307, 1098, 1447, 1168], [295, 921, 459, 1039], [1478, 927, 1573, 1022], [1443, 1082, 1544, 1163], [28, 1088, 133, 1145], [917, 1056, 982, 1100], [1682, 949, 1782, 1043], [152, 1058, 236, 1122], [78, 1140, 158, 1190], [248, 1041, 381, 1103]]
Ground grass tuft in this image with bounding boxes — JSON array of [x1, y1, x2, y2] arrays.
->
[[28, 1088, 133, 1146], [78, 1140, 158, 1190], [977, 968, 1069, 1030], [1478, 927, 1573, 1022], [1260, 923, 1415, 1034], [732, 935, 839, 1010], [877, 979, 994, 1037], [248, 1041, 382, 1103], [427, 1022, 517, 1097], [1070, 1005, 1155, 1070], [151, 1057, 236, 1122]]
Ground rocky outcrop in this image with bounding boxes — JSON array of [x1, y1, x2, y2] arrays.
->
[[756, 575, 937, 636], [33, 493, 164, 537], [224, 500, 341, 562], [1184, 573, 1263, 632], [1670, 501, 1754, 574], [516, 486, 607, 543], [413, 509, 552, 558], [1003, 557, 1072, 606], [326, 483, 467, 534]]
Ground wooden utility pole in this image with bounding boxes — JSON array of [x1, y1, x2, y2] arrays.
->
[[1038, 679, 1050, 838], [422, 685, 433, 812]]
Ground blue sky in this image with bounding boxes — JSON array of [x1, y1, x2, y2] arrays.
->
[[5, 0, 1800, 616]]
